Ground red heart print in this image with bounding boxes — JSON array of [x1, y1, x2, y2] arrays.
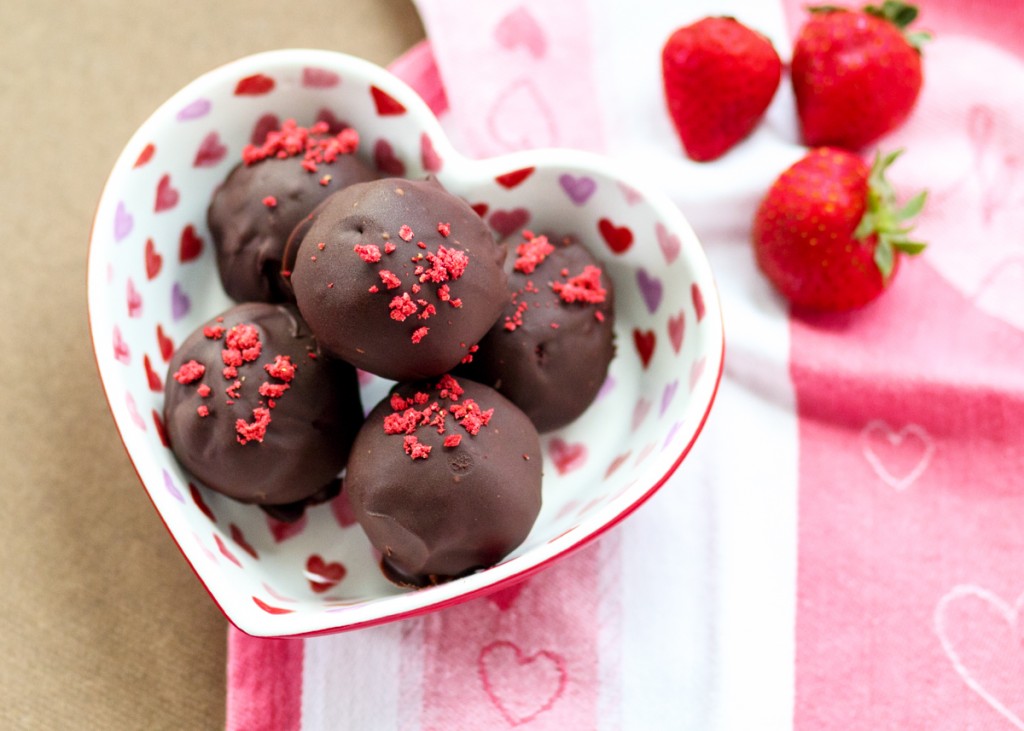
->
[[370, 85, 407, 116], [133, 143, 155, 168], [113, 326, 130, 364], [373, 139, 406, 177], [189, 482, 216, 522], [604, 450, 632, 479], [214, 533, 243, 568], [489, 208, 530, 238], [144, 354, 163, 392], [126, 278, 142, 318], [420, 133, 442, 173], [495, 167, 535, 189], [493, 6, 547, 59], [193, 132, 227, 167], [549, 438, 587, 475], [487, 581, 528, 611], [302, 67, 340, 88], [633, 328, 656, 368], [152, 410, 169, 448], [668, 310, 685, 353], [179, 224, 203, 263], [598, 218, 633, 254], [230, 524, 259, 560], [315, 107, 348, 134], [691, 283, 706, 322], [267, 512, 308, 543], [471, 202, 490, 218], [156, 325, 174, 362], [144, 238, 162, 280], [305, 555, 346, 593], [252, 596, 294, 615], [154, 174, 179, 212], [234, 73, 275, 95], [330, 491, 358, 528], [251, 114, 280, 145]]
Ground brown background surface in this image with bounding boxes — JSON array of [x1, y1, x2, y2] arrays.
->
[[0, 2, 424, 728]]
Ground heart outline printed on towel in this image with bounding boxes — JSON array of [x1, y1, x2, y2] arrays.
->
[[935, 584, 1024, 729], [478, 640, 567, 726], [860, 420, 935, 491]]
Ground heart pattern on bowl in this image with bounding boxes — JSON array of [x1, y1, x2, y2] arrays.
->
[[88, 50, 722, 637]]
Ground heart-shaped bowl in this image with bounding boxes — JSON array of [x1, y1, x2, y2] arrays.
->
[[88, 49, 723, 637]]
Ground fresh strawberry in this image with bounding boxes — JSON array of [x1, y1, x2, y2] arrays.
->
[[752, 147, 926, 311], [792, 1, 930, 150], [662, 16, 782, 162]]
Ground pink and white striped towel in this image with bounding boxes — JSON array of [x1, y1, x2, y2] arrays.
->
[[227, 1, 1024, 728]]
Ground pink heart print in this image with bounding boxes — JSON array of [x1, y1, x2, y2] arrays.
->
[[478, 641, 567, 726]]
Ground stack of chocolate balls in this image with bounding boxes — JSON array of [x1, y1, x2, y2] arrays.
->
[[163, 120, 615, 587]]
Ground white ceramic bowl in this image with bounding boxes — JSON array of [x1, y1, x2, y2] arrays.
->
[[88, 49, 723, 637]]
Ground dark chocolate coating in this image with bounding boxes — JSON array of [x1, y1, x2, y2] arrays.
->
[[163, 303, 364, 506], [208, 150, 377, 302], [290, 177, 509, 381], [457, 235, 615, 432], [346, 377, 542, 587]]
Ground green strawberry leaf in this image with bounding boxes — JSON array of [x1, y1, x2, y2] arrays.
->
[[896, 190, 928, 220], [864, 1, 930, 51], [893, 240, 927, 255], [856, 149, 928, 278], [874, 238, 896, 279]]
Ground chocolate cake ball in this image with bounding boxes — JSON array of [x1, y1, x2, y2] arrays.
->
[[457, 231, 615, 432], [288, 177, 509, 381], [208, 119, 377, 303], [345, 375, 542, 587], [163, 302, 364, 506]]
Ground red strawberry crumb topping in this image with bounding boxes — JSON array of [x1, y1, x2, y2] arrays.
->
[[242, 119, 359, 173], [258, 382, 289, 399], [264, 355, 296, 382], [513, 231, 554, 274], [449, 399, 493, 435], [411, 327, 429, 344], [319, 175, 332, 186], [173, 360, 205, 384], [197, 384, 212, 398], [235, 407, 271, 445], [384, 242, 396, 254], [354, 243, 382, 263], [262, 196, 277, 208], [197, 405, 210, 417], [379, 270, 401, 289], [403, 435, 431, 460], [398, 225, 414, 241], [203, 325, 225, 339], [437, 222, 451, 237], [389, 293, 419, 321], [444, 434, 462, 448], [551, 265, 607, 304], [226, 380, 242, 399]]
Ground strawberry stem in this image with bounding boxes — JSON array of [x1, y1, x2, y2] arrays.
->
[[864, 1, 932, 51], [853, 149, 928, 280]]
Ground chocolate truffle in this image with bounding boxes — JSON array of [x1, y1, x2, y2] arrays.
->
[[458, 231, 615, 432], [208, 119, 377, 303], [345, 375, 542, 587], [163, 302, 364, 506], [289, 177, 509, 381]]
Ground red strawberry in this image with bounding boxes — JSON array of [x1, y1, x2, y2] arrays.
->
[[752, 147, 926, 311], [662, 16, 782, 162], [792, 1, 930, 150]]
